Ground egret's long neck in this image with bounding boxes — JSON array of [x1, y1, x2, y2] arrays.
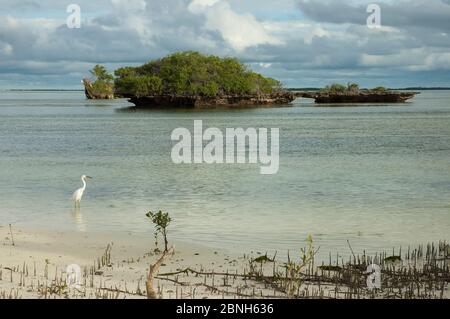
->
[[81, 178, 87, 191]]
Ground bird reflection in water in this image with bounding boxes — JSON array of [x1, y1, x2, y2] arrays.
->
[[71, 208, 87, 232]]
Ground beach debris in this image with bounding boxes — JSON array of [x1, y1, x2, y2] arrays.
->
[[384, 256, 402, 263], [251, 252, 277, 264], [318, 265, 342, 272], [146, 247, 175, 299]]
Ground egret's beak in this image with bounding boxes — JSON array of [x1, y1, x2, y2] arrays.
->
[[86, 176, 93, 179]]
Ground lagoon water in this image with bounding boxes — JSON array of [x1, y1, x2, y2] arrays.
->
[[1, 90, 449, 259]]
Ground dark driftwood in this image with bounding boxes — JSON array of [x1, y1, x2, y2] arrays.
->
[[146, 247, 174, 299]]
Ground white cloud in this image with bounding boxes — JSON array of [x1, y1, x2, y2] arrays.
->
[[111, 0, 147, 12], [188, 0, 282, 51], [188, 0, 220, 11]]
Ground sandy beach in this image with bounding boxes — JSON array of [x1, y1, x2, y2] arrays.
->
[[1, 224, 449, 299], [1, 224, 301, 299]]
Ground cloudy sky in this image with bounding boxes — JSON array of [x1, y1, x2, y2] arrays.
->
[[1, 0, 449, 88]]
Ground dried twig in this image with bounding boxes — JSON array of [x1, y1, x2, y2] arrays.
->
[[347, 240, 356, 260]]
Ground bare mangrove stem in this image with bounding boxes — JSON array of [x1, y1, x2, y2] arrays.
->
[[9, 224, 15, 246], [146, 246, 174, 299]]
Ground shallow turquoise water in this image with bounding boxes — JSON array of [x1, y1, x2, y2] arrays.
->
[[0, 90, 449, 258]]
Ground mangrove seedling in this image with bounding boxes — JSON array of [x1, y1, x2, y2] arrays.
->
[[285, 235, 316, 297], [146, 210, 172, 253]]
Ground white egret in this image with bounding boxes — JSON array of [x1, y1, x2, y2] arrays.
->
[[72, 175, 92, 207]]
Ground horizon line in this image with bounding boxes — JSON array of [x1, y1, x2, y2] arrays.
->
[[3, 87, 450, 92]]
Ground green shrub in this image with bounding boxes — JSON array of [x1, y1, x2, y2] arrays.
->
[[114, 51, 282, 97], [319, 83, 392, 95], [321, 83, 364, 94], [87, 65, 114, 97], [372, 86, 388, 92], [91, 79, 114, 96], [347, 82, 360, 93], [115, 75, 162, 97], [328, 83, 347, 93], [114, 67, 137, 79], [90, 65, 113, 83]]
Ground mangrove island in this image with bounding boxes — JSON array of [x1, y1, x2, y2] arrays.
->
[[83, 51, 296, 108], [82, 53, 418, 107], [297, 83, 418, 104]]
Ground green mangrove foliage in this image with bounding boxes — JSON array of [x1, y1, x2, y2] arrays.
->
[[320, 83, 348, 94], [285, 235, 316, 297], [320, 83, 390, 94], [146, 210, 172, 253], [114, 51, 282, 97], [372, 86, 388, 92], [89, 64, 114, 97]]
